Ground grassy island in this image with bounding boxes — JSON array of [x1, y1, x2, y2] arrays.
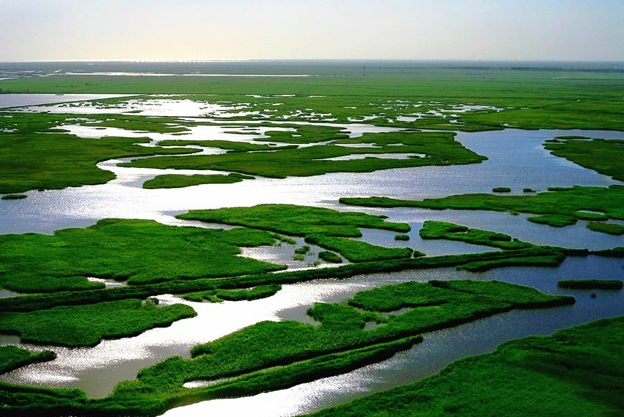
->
[[1, 194, 27, 200], [182, 284, 282, 303], [419, 221, 533, 250], [587, 221, 624, 235], [121, 131, 486, 179], [0, 298, 196, 347], [142, 173, 251, 189], [0, 218, 283, 293]]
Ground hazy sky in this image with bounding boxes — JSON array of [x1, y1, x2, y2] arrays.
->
[[1, 0, 624, 62]]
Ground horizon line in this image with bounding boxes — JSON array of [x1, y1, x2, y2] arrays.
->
[[1, 58, 624, 65]]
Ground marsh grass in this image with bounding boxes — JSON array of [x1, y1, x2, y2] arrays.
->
[[0, 246, 569, 313], [0, 346, 56, 375], [0, 129, 201, 194], [80, 279, 570, 416], [4, 66, 624, 131], [158, 139, 298, 152], [0, 298, 196, 347], [182, 284, 282, 303], [0, 218, 283, 293], [178, 204, 416, 263], [527, 214, 578, 227], [587, 221, 624, 235], [341, 185, 624, 229], [419, 221, 532, 250], [306, 235, 415, 262], [318, 251, 343, 263], [122, 131, 486, 179], [546, 137, 624, 182], [1, 194, 27, 200], [492, 187, 511, 193], [142, 173, 247, 189]]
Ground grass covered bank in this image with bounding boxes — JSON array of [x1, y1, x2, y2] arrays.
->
[[306, 315, 624, 417], [546, 136, 624, 182]]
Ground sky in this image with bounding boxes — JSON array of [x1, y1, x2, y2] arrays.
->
[[1, 0, 624, 62]]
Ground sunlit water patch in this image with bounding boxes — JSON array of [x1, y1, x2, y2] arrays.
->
[[60, 123, 296, 144], [0, 94, 131, 109], [23, 98, 247, 117]]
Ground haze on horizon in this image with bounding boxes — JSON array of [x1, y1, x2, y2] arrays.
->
[[1, 0, 624, 63]]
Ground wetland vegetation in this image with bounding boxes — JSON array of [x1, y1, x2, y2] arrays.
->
[[0, 298, 196, 347], [1, 62, 624, 416], [0, 280, 573, 416], [341, 185, 624, 229], [0, 132, 199, 194], [0, 346, 55, 375], [142, 173, 250, 189], [0, 218, 283, 293], [546, 136, 624, 181], [419, 221, 532, 250], [122, 131, 486, 180]]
